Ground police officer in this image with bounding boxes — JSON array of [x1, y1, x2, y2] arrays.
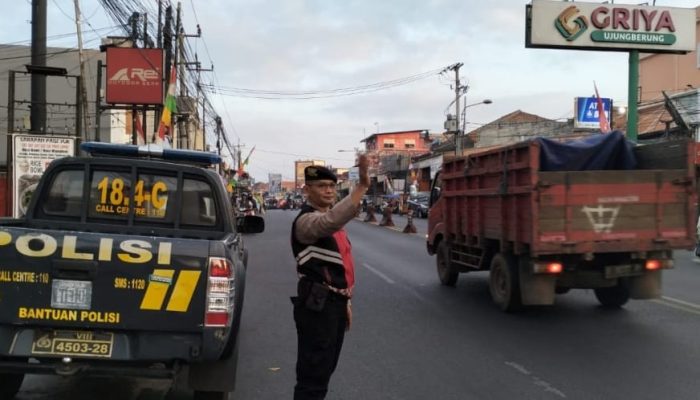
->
[[290, 155, 369, 400]]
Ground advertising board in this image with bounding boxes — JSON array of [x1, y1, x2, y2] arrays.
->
[[527, 0, 695, 54], [574, 97, 613, 129], [12, 134, 75, 217], [106, 47, 164, 104]]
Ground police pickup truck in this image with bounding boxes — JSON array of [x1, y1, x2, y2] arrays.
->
[[0, 142, 264, 400]]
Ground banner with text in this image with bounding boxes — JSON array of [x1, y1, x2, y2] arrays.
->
[[13, 135, 75, 217]]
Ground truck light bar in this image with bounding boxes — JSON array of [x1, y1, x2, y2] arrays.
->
[[80, 142, 222, 166]]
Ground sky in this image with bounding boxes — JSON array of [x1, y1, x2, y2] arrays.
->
[[1, 0, 699, 182]]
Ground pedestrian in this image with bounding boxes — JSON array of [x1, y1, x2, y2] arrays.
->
[[290, 155, 369, 400]]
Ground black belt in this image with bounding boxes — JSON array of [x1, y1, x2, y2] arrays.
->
[[298, 278, 349, 302]]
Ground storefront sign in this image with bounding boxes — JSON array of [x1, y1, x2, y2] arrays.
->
[[527, 0, 695, 53], [106, 47, 164, 104], [574, 97, 612, 129]]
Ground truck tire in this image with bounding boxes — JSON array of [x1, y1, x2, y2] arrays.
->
[[489, 253, 522, 312], [0, 373, 24, 399], [594, 280, 630, 308], [436, 241, 458, 287]]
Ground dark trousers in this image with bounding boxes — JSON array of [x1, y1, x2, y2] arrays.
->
[[293, 293, 348, 400]]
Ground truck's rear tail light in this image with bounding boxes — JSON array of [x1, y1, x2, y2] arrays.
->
[[645, 260, 661, 270], [533, 262, 563, 274], [209, 258, 231, 277], [645, 259, 672, 270], [205, 257, 234, 327]]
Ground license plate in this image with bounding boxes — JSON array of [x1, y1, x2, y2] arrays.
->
[[31, 330, 113, 358], [605, 264, 644, 279], [51, 279, 92, 310]]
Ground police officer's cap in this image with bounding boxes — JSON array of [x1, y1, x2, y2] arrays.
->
[[305, 166, 337, 183]]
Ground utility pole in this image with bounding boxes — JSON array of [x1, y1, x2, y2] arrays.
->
[[73, 0, 89, 143], [196, 60, 213, 151], [155, 5, 173, 142], [130, 12, 139, 145], [215, 116, 222, 156], [157, 0, 163, 48], [450, 62, 464, 154], [236, 140, 242, 175], [185, 50, 211, 151], [169, 19, 202, 150], [142, 12, 149, 141], [30, 0, 47, 133], [173, 2, 189, 149]]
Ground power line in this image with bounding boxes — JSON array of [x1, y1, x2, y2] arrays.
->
[[202, 66, 447, 100], [255, 148, 354, 163]]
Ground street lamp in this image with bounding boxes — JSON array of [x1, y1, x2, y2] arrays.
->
[[456, 99, 493, 154]]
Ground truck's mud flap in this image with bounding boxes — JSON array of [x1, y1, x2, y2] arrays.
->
[[519, 268, 556, 306], [187, 338, 239, 392], [629, 270, 662, 299]]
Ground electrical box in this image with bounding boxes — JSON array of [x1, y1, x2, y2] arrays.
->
[[444, 115, 458, 132]]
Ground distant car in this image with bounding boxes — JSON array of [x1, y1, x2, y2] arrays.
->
[[407, 194, 429, 218]]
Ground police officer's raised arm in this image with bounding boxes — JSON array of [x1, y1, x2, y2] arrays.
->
[[295, 155, 369, 244]]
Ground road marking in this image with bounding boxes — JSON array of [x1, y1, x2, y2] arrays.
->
[[362, 262, 395, 284], [505, 361, 567, 398], [652, 296, 700, 316], [361, 262, 432, 304]]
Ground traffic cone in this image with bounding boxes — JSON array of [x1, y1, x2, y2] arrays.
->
[[364, 205, 377, 223], [403, 210, 417, 233], [379, 206, 395, 227]]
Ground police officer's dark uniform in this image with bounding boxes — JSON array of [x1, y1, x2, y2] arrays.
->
[[291, 165, 367, 400]]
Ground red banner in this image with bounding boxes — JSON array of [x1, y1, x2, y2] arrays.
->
[[106, 47, 163, 105]]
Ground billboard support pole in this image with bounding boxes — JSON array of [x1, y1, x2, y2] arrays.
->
[[95, 60, 102, 142], [7, 71, 14, 216], [627, 50, 639, 142]]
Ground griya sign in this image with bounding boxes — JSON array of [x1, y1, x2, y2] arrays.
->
[[526, 0, 696, 54]]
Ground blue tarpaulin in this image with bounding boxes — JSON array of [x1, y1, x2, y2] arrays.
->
[[536, 131, 637, 172]]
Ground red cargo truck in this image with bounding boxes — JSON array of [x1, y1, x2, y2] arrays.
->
[[426, 133, 696, 311]]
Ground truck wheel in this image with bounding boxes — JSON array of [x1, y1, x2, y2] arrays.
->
[[594, 280, 630, 308], [193, 391, 231, 400], [436, 241, 458, 287], [0, 373, 24, 399], [489, 253, 522, 312]]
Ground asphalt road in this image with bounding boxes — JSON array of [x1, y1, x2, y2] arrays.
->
[[15, 209, 700, 399]]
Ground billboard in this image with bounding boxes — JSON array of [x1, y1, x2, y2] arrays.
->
[[268, 173, 282, 194], [106, 47, 164, 104], [12, 134, 75, 217], [574, 97, 612, 129], [348, 167, 359, 182], [526, 0, 696, 54]]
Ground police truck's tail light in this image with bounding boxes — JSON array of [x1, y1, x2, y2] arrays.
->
[[205, 257, 234, 327], [533, 262, 563, 274]]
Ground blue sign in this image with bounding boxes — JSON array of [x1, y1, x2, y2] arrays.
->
[[574, 97, 612, 129]]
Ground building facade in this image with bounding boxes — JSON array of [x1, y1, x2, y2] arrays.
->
[[639, 7, 700, 103], [361, 129, 432, 195]]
